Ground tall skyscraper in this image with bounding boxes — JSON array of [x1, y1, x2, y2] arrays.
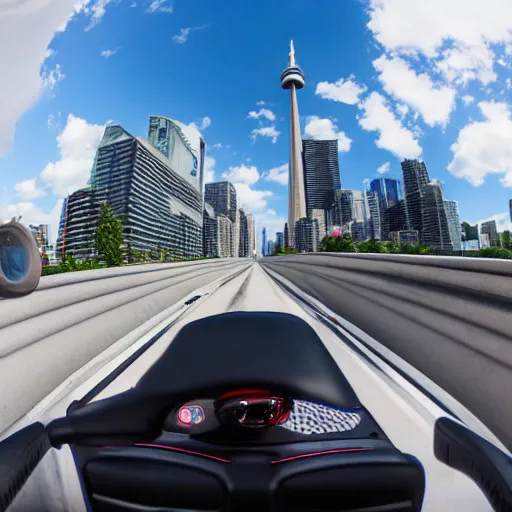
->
[[364, 191, 381, 240], [302, 139, 340, 232], [284, 223, 289, 247], [203, 203, 218, 258], [311, 209, 327, 240], [352, 191, 366, 225], [56, 188, 106, 260], [385, 200, 407, 237], [147, 115, 206, 194], [331, 189, 353, 227], [369, 178, 402, 208], [295, 218, 319, 253], [247, 214, 256, 257], [60, 123, 204, 260], [276, 232, 284, 248], [281, 41, 306, 246], [420, 183, 452, 250], [29, 224, 49, 249], [238, 209, 249, 257], [217, 215, 233, 258], [509, 199, 512, 223], [481, 220, 498, 247], [233, 209, 241, 257], [401, 159, 430, 232], [262, 227, 267, 256], [443, 200, 462, 251], [204, 182, 237, 223]]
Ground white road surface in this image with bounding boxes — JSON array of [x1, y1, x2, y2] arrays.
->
[[6, 262, 496, 511]]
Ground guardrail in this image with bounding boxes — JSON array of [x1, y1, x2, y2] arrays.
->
[[0, 258, 249, 433], [261, 252, 512, 450]]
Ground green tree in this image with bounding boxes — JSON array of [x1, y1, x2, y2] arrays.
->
[[502, 230, 511, 250], [94, 203, 124, 267], [384, 241, 400, 254], [334, 234, 356, 253], [479, 247, 512, 259], [357, 239, 387, 253]]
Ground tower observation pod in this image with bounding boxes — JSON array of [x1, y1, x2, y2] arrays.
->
[[280, 41, 307, 248]]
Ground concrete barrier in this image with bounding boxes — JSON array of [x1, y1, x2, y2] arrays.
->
[[0, 259, 249, 432], [261, 253, 512, 449]]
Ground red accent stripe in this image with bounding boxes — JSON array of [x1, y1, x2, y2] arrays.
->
[[217, 389, 273, 400], [133, 443, 231, 463], [271, 447, 372, 464]]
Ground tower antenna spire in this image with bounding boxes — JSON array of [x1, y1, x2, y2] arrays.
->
[[280, 40, 306, 248], [289, 39, 296, 66]]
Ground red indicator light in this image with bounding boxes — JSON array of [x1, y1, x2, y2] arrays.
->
[[178, 405, 205, 427], [178, 407, 192, 425]]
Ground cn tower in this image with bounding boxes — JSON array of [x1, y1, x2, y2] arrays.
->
[[281, 40, 306, 247]]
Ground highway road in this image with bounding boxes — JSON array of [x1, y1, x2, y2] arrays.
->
[[261, 254, 512, 451], [6, 262, 495, 512]]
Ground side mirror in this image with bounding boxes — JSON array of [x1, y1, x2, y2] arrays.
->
[[0, 218, 42, 298], [434, 417, 512, 511]]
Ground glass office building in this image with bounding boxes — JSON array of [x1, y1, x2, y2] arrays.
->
[[302, 139, 340, 234], [60, 123, 203, 259], [148, 115, 206, 194], [443, 200, 462, 251]]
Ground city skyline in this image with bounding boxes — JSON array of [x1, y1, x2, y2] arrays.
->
[[1, 1, 511, 246]]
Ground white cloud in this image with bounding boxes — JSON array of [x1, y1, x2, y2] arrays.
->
[[358, 92, 422, 159], [373, 55, 456, 127], [0, 199, 63, 245], [130, 2, 137, 6], [377, 162, 390, 174], [233, 183, 272, 213], [366, 0, 512, 86], [14, 178, 46, 200], [471, 211, 512, 232], [82, 0, 115, 31], [262, 163, 288, 186], [436, 43, 497, 85], [367, 0, 512, 58], [210, 143, 222, 150], [267, 209, 276, 216], [147, 0, 173, 13], [506, 78, 512, 89], [0, 0, 113, 157], [396, 103, 409, 118], [363, 178, 371, 187], [44, 48, 55, 60], [462, 95, 475, 106], [304, 116, 352, 152], [189, 116, 211, 131], [315, 75, 367, 105], [256, 100, 266, 106], [172, 25, 209, 44], [250, 125, 280, 144], [247, 108, 276, 122], [203, 156, 216, 184], [100, 48, 117, 58], [173, 28, 191, 44], [47, 112, 62, 129], [42, 63, 65, 90], [448, 101, 512, 186], [222, 164, 260, 185], [39, 114, 106, 197]]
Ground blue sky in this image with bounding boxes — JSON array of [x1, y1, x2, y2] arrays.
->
[[0, 0, 511, 243]]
